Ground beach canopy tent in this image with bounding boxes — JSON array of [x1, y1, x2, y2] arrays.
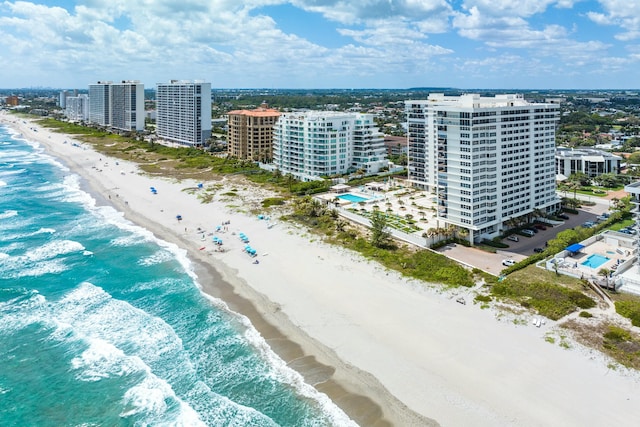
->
[[566, 243, 585, 254]]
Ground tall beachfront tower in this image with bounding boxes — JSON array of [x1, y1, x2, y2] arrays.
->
[[406, 93, 559, 243], [227, 105, 280, 161], [272, 111, 387, 181], [65, 94, 90, 122], [156, 80, 212, 146], [88, 82, 111, 126], [109, 81, 145, 132]]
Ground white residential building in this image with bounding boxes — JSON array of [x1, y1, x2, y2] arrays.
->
[[406, 93, 560, 242], [271, 111, 387, 181], [88, 82, 111, 126], [65, 94, 89, 122], [352, 114, 388, 174], [555, 147, 621, 179], [109, 81, 145, 132], [156, 80, 212, 146]]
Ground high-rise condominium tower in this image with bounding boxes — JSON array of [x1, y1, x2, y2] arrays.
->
[[156, 80, 211, 146], [406, 93, 559, 242]]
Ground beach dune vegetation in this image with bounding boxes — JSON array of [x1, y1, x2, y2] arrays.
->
[[290, 196, 474, 288], [491, 280, 595, 320]]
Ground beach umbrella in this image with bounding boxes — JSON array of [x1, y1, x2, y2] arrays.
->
[[197, 183, 203, 189], [176, 215, 182, 220]]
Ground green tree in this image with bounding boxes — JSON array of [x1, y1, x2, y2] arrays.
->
[[568, 172, 590, 187], [628, 152, 640, 165], [370, 211, 392, 248]]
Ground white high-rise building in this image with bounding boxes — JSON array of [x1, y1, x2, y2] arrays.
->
[[65, 94, 89, 122], [109, 81, 145, 132], [352, 114, 388, 174], [272, 111, 387, 181], [156, 80, 211, 146], [88, 82, 111, 126], [406, 93, 559, 242]]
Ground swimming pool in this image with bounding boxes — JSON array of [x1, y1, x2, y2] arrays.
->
[[337, 193, 369, 203], [581, 254, 610, 269]]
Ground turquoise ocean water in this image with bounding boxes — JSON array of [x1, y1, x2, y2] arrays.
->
[[0, 125, 354, 427]]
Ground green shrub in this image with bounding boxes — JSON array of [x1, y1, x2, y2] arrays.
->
[[482, 239, 509, 248], [475, 294, 492, 303], [579, 311, 593, 318], [615, 300, 640, 327], [261, 197, 286, 208]]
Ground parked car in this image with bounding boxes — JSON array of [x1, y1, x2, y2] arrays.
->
[[521, 229, 535, 237], [507, 235, 519, 242], [558, 214, 570, 220], [582, 221, 595, 228], [533, 247, 544, 253], [502, 259, 516, 266], [534, 224, 547, 230]]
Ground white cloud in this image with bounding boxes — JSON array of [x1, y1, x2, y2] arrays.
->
[[587, 0, 640, 41], [0, 0, 636, 88], [459, 0, 571, 18], [290, 0, 452, 29]]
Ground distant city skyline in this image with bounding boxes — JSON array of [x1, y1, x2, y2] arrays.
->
[[0, 1, 639, 90]]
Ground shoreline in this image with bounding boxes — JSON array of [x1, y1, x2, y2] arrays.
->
[[5, 112, 640, 426], [2, 113, 429, 426]]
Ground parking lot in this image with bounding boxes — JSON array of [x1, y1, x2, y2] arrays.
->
[[435, 200, 612, 276], [500, 202, 610, 257]]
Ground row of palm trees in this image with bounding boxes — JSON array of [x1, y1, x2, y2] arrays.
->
[[422, 224, 469, 243]]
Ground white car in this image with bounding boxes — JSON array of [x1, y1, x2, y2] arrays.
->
[[502, 259, 516, 267]]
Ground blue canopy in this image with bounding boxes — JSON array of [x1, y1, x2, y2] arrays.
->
[[566, 243, 584, 253]]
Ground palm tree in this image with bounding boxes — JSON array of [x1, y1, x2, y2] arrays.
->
[[565, 180, 580, 200]]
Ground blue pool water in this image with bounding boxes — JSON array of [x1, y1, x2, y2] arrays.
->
[[337, 193, 369, 203], [581, 254, 610, 269]]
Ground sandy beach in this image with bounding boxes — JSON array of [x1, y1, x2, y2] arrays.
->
[[5, 111, 640, 426]]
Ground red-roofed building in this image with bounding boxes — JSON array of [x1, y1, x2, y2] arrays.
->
[[227, 104, 280, 161]]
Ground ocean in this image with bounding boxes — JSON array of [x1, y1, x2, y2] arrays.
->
[[0, 125, 354, 427]]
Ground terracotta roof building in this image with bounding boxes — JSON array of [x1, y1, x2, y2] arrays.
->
[[227, 105, 280, 161]]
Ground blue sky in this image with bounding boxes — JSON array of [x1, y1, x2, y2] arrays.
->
[[0, 0, 638, 89]]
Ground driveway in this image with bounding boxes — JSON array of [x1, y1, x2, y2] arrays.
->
[[435, 243, 527, 276]]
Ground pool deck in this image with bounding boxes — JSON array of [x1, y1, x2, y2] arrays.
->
[[551, 239, 632, 280]]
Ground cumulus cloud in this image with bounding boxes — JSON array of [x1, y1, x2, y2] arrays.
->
[[587, 0, 640, 41], [0, 0, 637, 88], [290, 0, 452, 26]]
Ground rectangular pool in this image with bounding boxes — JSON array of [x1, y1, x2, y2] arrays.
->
[[337, 193, 369, 203], [581, 254, 610, 269]]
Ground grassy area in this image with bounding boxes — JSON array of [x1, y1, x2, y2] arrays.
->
[[614, 295, 640, 327], [489, 266, 596, 320]]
